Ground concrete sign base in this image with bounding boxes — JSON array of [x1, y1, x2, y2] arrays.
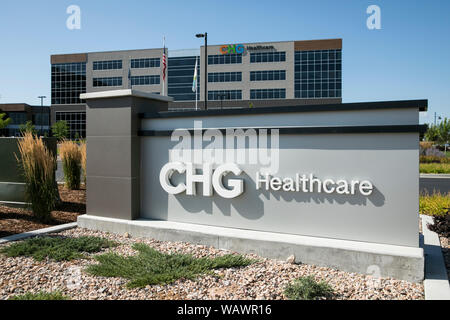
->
[[78, 214, 424, 282]]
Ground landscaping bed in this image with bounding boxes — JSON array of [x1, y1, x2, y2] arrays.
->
[[0, 185, 85, 238], [0, 228, 424, 300]]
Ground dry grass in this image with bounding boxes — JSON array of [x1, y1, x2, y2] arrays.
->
[[60, 140, 82, 189], [15, 132, 57, 223], [79, 141, 86, 183]]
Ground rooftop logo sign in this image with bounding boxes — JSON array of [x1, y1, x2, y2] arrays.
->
[[220, 44, 245, 55], [219, 44, 276, 54]]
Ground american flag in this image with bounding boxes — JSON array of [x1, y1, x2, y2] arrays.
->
[[162, 38, 167, 82]]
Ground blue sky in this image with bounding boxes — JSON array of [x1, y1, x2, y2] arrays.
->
[[0, 0, 448, 123]]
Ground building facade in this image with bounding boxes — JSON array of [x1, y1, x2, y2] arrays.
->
[[0, 103, 50, 137], [50, 39, 342, 138]]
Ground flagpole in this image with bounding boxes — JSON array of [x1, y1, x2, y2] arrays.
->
[[162, 36, 166, 96], [195, 56, 198, 110]]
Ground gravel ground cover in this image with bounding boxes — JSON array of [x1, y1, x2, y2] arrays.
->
[[0, 228, 424, 300], [0, 185, 85, 238]]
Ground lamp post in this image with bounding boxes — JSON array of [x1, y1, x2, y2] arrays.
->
[[434, 112, 442, 126], [38, 95, 46, 136], [196, 32, 208, 110]]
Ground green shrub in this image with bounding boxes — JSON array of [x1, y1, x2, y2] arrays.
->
[[51, 120, 69, 141], [9, 291, 69, 300], [0, 236, 116, 261], [284, 276, 333, 300], [420, 163, 450, 174], [16, 132, 58, 223], [60, 140, 82, 190], [420, 155, 450, 164], [420, 192, 450, 217], [86, 243, 254, 288]]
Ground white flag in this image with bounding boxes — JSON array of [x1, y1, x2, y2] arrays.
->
[[192, 57, 198, 92]]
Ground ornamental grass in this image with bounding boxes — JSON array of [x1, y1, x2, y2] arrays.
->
[[79, 140, 87, 184], [60, 140, 82, 190], [15, 132, 58, 223]]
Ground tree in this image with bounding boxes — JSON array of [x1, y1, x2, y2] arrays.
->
[[0, 113, 11, 130], [51, 120, 69, 141], [437, 118, 450, 152], [19, 120, 37, 135]]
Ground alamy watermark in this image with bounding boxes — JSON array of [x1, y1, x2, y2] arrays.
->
[[66, 5, 81, 30], [366, 5, 381, 30]]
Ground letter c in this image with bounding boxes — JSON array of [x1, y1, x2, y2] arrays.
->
[[160, 162, 186, 194], [220, 46, 228, 54], [323, 179, 335, 194]]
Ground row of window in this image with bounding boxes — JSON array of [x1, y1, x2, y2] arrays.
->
[[93, 60, 122, 70], [250, 88, 286, 100], [206, 89, 286, 100], [131, 58, 160, 69], [208, 72, 242, 83], [93, 77, 122, 87], [167, 56, 200, 101], [295, 90, 341, 99], [294, 50, 342, 61], [250, 70, 286, 81], [207, 51, 287, 65], [131, 75, 160, 86], [208, 90, 242, 101], [250, 51, 286, 63]]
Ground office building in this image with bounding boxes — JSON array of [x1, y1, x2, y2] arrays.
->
[[50, 39, 342, 137]]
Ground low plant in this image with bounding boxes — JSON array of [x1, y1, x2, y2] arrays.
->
[[419, 191, 450, 217], [9, 291, 69, 300], [419, 163, 450, 174], [15, 132, 58, 223], [86, 243, 254, 288], [0, 236, 116, 261], [60, 139, 82, 189], [427, 210, 449, 238], [420, 155, 450, 164], [284, 276, 333, 300]]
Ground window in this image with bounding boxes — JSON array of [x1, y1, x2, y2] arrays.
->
[[208, 54, 242, 65], [208, 90, 242, 100], [250, 70, 286, 81], [250, 52, 286, 63], [130, 58, 160, 68], [250, 88, 286, 100], [51, 62, 86, 105], [208, 72, 242, 83], [93, 77, 122, 87], [93, 60, 122, 70], [55, 111, 86, 139], [294, 49, 342, 99], [168, 56, 200, 101], [131, 75, 160, 86]]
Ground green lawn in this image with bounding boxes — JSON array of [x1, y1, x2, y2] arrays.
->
[[9, 291, 69, 300]]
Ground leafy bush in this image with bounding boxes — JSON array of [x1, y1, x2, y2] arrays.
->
[[419, 192, 450, 217], [0, 236, 116, 261], [427, 210, 450, 238], [420, 163, 450, 174], [9, 291, 69, 300], [51, 120, 69, 141], [284, 276, 333, 300], [19, 120, 37, 135], [60, 140, 82, 189], [86, 243, 254, 288], [16, 132, 58, 223]]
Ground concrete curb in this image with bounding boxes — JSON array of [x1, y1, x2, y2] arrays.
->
[[420, 214, 450, 300], [78, 215, 424, 283], [420, 174, 450, 179], [0, 222, 77, 244]]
